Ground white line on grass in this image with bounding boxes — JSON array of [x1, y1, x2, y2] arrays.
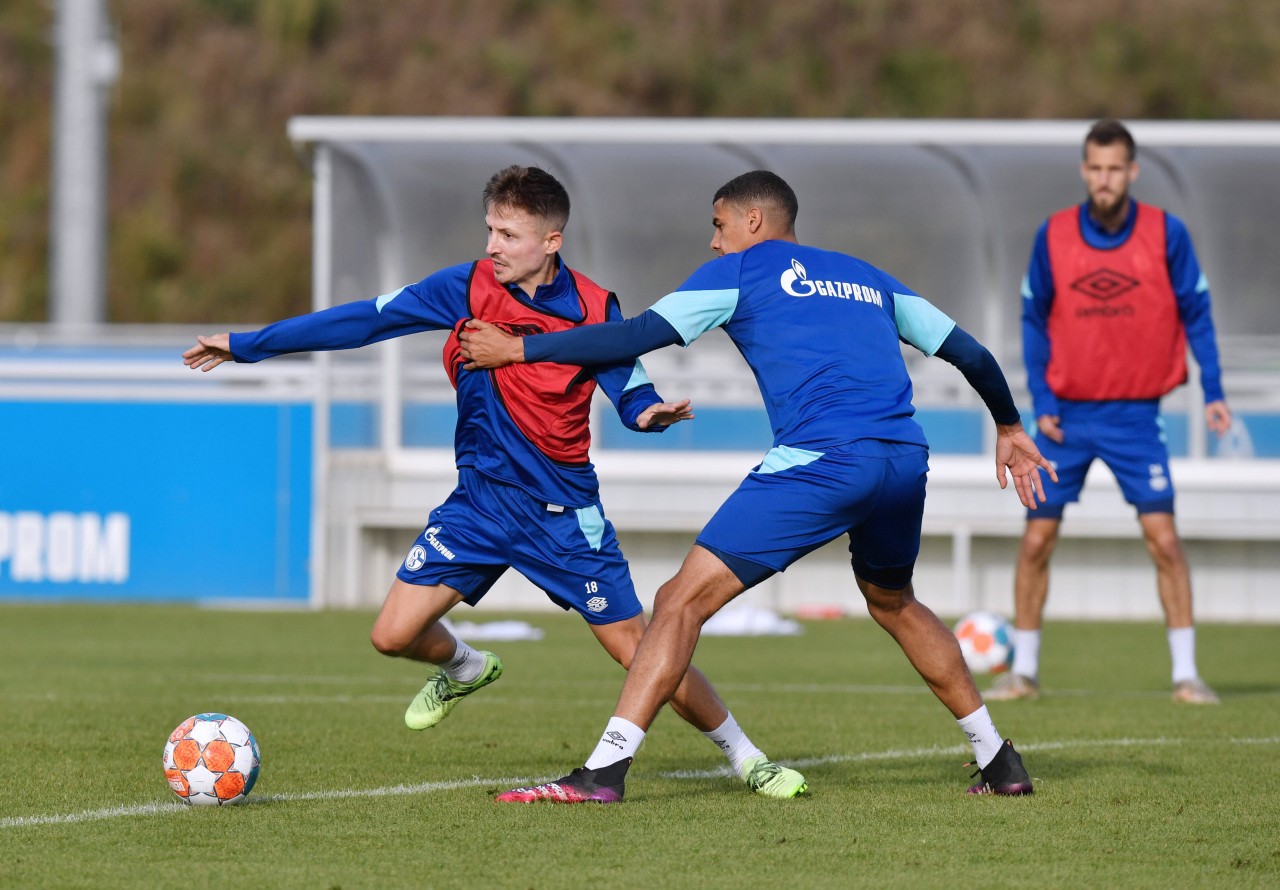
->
[[4, 735, 1276, 830], [660, 735, 1280, 779], [0, 777, 528, 828]]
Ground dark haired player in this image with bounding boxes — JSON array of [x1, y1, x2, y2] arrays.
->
[[461, 170, 1055, 802]]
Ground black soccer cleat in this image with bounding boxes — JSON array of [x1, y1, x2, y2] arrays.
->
[[966, 739, 1034, 795]]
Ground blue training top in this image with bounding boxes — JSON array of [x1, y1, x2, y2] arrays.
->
[[230, 260, 666, 508], [523, 239, 1019, 452]]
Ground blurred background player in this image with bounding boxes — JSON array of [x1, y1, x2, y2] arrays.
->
[[986, 120, 1231, 705], [461, 170, 1055, 803], [183, 164, 806, 797]]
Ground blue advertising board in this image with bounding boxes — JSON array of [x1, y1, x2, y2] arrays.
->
[[0, 401, 311, 603]]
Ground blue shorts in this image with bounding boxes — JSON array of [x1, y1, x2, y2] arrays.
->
[[1032, 399, 1175, 520], [395, 468, 642, 625], [697, 440, 928, 590]]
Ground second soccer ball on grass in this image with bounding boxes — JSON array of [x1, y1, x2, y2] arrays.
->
[[953, 611, 1015, 675]]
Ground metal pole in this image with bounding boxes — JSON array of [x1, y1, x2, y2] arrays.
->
[[310, 145, 333, 607], [49, 0, 119, 327]]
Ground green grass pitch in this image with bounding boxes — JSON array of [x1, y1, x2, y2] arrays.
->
[[1, 602, 1278, 889]]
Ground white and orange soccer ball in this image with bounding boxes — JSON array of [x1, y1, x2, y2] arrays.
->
[[163, 713, 261, 806], [953, 611, 1015, 675]]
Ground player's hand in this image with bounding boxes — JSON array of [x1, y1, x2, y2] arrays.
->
[[460, 319, 525, 369], [1205, 400, 1231, 436], [182, 333, 234, 372], [995, 421, 1058, 509], [638, 399, 695, 430], [1037, 414, 1064, 444]]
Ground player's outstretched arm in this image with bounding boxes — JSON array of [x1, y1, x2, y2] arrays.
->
[[182, 333, 234, 372], [995, 421, 1058, 509]]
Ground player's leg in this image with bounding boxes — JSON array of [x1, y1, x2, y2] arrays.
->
[[1100, 405, 1216, 702], [380, 477, 511, 729], [1138, 511, 1218, 702], [372, 577, 505, 730], [1138, 511, 1192, 627], [1012, 517, 1062, 633], [850, 445, 1032, 794], [611, 546, 745, 732], [586, 614, 727, 732], [496, 546, 756, 803], [586, 614, 807, 798], [985, 516, 1061, 700], [859, 577, 984, 716], [369, 577, 464, 663]]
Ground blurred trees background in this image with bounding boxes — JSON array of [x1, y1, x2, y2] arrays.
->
[[2, 0, 1278, 324]]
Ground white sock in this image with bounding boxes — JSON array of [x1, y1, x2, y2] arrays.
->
[[957, 705, 1004, 769], [584, 717, 646, 769], [703, 712, 765, 776], [1010, 629, 1041, 680], [1168, 626, 1198, 684], [442, 639, 485, 683]]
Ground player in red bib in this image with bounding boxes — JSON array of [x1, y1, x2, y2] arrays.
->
[[183, 165, 806, 798], [986, 120, 1232, 705]]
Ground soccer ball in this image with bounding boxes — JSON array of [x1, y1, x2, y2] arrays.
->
[[163, 713, 261, 806], [953, 611, 1015, 675]]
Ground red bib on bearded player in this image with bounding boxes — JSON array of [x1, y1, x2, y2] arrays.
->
[[444, 259, 613, 465], [1045, 201, 1187, 400]]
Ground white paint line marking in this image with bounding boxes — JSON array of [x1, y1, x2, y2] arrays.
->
[[4, 736, 1275, 829]]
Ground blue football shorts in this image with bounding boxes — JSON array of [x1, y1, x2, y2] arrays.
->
[[395, 467, 643, 625], [697, 440, 929, 591], [1032, 399, 1175, 519]]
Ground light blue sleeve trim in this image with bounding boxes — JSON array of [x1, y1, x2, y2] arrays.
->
[[1020, 274, 1034, 300], [625, 360, 653, 392], [575, 505, 605, 551], [1195, 271, 1209, 294], [894, 292, 957, 356], [650, 289, 739, 345], [754, 445, 824, 475], [375, 287, 406, 312]]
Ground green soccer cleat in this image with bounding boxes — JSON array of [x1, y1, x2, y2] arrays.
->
[[404, 651, 504, 731], [741, 756, 808, 799]]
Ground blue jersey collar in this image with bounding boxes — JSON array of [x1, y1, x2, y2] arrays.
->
[[502, 256, 586, 322]]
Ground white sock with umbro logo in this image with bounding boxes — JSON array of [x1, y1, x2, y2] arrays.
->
[[958, 704, 1004, 769], [585, 717, 645, 769], [703, 712, 764, 775]]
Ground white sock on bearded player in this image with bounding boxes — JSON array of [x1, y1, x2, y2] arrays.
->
[[584, 717, 646, 769], [958, 704, 1004, 769], [1010, 629, 1041, 680], [1168, 626, 1199, 684]]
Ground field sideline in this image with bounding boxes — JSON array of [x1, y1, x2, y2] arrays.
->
[[2, 603, 1278, 889]]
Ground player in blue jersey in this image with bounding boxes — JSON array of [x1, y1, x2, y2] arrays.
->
[[985, 120, 1230, 706], [460, 170, 1057, 802], [182, 165, 807, 798]]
